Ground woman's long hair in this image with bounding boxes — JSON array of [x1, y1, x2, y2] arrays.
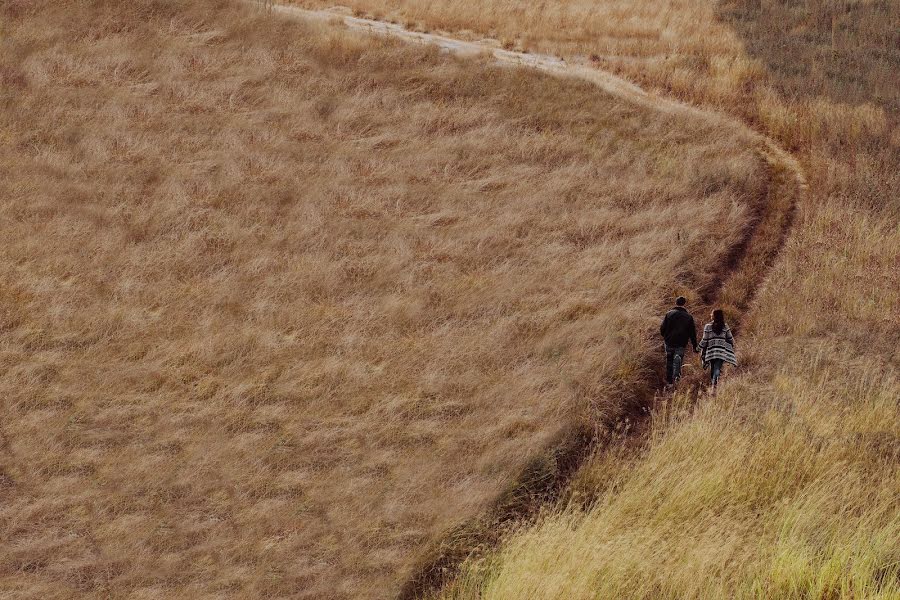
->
[[712, 309, 726, 334]]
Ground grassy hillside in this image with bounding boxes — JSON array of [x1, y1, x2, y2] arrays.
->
[[0, 1, 770, 597], [294, 0, 900, 597]]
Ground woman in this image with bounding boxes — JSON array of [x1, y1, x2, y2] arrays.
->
[[699, 309, 736, 387]]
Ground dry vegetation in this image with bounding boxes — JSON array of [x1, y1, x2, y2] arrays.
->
[[0, 1, 772, 598], [282, 0, 900, 597]]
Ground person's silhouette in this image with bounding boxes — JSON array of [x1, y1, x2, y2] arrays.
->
[[699, 309, 737, 387], [659, 296, 699, 385]]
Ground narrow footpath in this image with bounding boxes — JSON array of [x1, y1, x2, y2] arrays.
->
[[248, 2, 808, 596]]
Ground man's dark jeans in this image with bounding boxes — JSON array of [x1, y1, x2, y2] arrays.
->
[[665, 344, 686, 384]]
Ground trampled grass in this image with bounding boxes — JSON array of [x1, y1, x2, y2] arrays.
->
[[0, 1, 770, 597]]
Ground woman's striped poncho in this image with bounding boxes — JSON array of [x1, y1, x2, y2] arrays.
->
[[699, 323, 737, 366]]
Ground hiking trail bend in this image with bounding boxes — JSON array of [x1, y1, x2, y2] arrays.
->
[[253, 1, 807, 196], [248, 1, 809, 595]]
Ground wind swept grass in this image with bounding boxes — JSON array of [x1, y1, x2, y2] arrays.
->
[[444, 344, 900, 599], [0, 1, 768, 597], [384, 0, 900, 597]]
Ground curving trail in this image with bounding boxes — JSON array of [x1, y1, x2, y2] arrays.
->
[[249, 1, 808, 596], [257, 2, 806, 194]]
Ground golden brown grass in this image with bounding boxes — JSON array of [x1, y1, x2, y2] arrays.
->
[[0, 1, 771, 597], [444, 352, 899, 599], [304, 0, 900, 597]]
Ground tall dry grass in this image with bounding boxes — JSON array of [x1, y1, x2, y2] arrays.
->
[[445, 314, 899, 599], [0, 0, 768, 597], [311, 0, 900, 596]]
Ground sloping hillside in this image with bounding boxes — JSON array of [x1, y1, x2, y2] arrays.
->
[[0, 1, 772, 598], [336, 0, 900, 597]]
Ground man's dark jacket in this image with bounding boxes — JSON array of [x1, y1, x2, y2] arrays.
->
[[660, 306, 698, 349]]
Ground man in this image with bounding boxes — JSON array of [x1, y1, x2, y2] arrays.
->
[[659, 296, 699, 385]]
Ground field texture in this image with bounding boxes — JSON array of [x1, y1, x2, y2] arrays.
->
[[0, 1, 771, 598], [292, 0, 900, 597]]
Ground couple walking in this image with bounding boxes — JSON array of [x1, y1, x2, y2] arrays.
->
[[659, 296, 736, 387]]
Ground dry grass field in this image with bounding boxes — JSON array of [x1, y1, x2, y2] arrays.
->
[[0, 1, 774, 598], [285, 0, 900, 597]]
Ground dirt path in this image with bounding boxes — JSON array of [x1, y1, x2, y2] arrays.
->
[[248, 2, 808, 596], [256, 1, 806, 192]]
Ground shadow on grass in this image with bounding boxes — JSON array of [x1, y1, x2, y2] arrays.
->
[[716, 0, 900, 113]]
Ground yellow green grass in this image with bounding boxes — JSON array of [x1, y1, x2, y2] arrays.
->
[[444, 344, 899, 598]]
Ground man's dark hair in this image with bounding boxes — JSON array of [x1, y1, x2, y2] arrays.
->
[[675, 296, 687, 306]]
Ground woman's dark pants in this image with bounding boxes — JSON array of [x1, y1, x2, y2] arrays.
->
[[710, 359, 724, 385]]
